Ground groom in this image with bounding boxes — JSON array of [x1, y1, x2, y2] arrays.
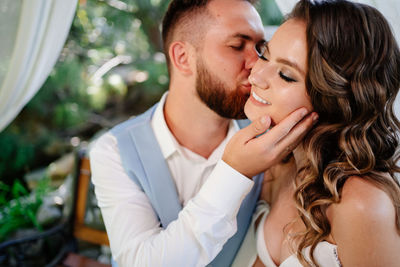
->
[[90, 0, 315, 266]]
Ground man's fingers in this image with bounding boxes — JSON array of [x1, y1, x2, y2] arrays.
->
[[275, 111, 318, 153], [237, 115, 271, 143], [254, 115, 271, 133], [250, 115, 271, 139], [263, 107, 309, 144]]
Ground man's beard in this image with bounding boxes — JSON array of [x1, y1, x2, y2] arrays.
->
[[195, 59, 249, 119]]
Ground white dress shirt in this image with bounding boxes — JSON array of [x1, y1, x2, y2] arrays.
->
[[90, 92, 254, 267]]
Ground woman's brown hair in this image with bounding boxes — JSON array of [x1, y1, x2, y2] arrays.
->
[[287, 0, 400, 265]]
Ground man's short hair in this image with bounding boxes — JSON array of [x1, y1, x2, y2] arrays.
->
[[161, 0, 257, 73]]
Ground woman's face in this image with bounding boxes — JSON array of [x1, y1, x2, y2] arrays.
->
[[244, 19, 312, 125]]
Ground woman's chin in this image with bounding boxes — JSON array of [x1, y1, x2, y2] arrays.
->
[[244, 103, 259, 122], [244, 111, 256, 122]]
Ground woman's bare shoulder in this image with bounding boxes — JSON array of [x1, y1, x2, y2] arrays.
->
[[327, 177, 400, 265], [328, 176, 395, 224]]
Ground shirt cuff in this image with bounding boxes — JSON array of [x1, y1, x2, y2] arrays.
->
[[197, 160, 254, 217]]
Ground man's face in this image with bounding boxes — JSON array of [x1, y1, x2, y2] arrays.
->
[[195, 0, 265, 119]]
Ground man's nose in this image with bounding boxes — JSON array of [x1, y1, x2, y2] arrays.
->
[[245, 47, 258, 70]]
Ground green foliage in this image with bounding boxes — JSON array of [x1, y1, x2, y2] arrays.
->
[[0, 178, 52, 242], [0, 131, 35, 180], [257, 0, 283, 25]]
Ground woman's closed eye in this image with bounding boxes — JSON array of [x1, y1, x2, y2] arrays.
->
[[279, 71, 297, 83]]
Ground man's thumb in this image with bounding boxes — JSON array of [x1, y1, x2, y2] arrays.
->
[[254, 115, 271, 133], [240, 115, 271, 141]]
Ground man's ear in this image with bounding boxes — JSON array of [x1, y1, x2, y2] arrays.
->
[[169, 41, 194, 76]]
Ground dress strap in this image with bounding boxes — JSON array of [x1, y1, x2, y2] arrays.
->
[[231, 201, 270, 267]]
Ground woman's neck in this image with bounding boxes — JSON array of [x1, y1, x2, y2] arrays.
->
[[262, 144, 307, 206], [262, 156, 297, 205]]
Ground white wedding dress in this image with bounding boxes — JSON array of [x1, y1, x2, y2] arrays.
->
[[232, 201, 342, 267]]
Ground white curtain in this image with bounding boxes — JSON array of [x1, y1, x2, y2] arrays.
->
[[274, 0, 400, 117], [0, 0, 78, 132]]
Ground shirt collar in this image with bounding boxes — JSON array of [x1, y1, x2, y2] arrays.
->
[[151, 92, 178, 159]]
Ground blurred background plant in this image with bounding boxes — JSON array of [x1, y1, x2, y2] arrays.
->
[[0, 178, 52, 242], [0, 0, 282, 232]]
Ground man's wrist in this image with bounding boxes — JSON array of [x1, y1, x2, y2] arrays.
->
[[197, 160, 254, 217]]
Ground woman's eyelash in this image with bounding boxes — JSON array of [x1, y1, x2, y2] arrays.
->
[[279, 71, 296, 82]]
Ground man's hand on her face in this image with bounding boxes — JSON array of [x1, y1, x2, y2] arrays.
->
[[222, 108, 318, 178]]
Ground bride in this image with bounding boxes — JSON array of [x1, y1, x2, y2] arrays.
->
[[226, 0, 400, 266]]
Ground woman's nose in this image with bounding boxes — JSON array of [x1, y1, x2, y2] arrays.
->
[[249, 63, 269, 89]]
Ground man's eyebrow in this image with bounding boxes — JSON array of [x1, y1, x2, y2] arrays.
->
[[266, 42, 305, 75], [230, 33, 253, 41]]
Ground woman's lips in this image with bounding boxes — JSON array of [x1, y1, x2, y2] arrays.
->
[[251, 91, 271, 105]]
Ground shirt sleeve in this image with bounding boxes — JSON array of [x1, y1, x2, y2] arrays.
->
[[90, 132, 254, 267]]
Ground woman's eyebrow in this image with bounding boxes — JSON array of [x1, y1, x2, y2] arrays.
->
[[266, 42, 305, 75], [277, 58, 305, 76]]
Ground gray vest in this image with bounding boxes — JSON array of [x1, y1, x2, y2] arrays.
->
[[112, 104, 263, 266]]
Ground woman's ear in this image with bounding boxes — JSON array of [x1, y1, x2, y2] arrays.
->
[[169, 41, 194, 76]]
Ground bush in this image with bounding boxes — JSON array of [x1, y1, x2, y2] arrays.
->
[[0, 178, 52, 242]]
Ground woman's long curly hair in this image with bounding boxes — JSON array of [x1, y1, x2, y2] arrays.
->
[[287, 1, 400, 266]]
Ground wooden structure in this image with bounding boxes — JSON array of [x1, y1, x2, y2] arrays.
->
[[73, 156, 109, 246]]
